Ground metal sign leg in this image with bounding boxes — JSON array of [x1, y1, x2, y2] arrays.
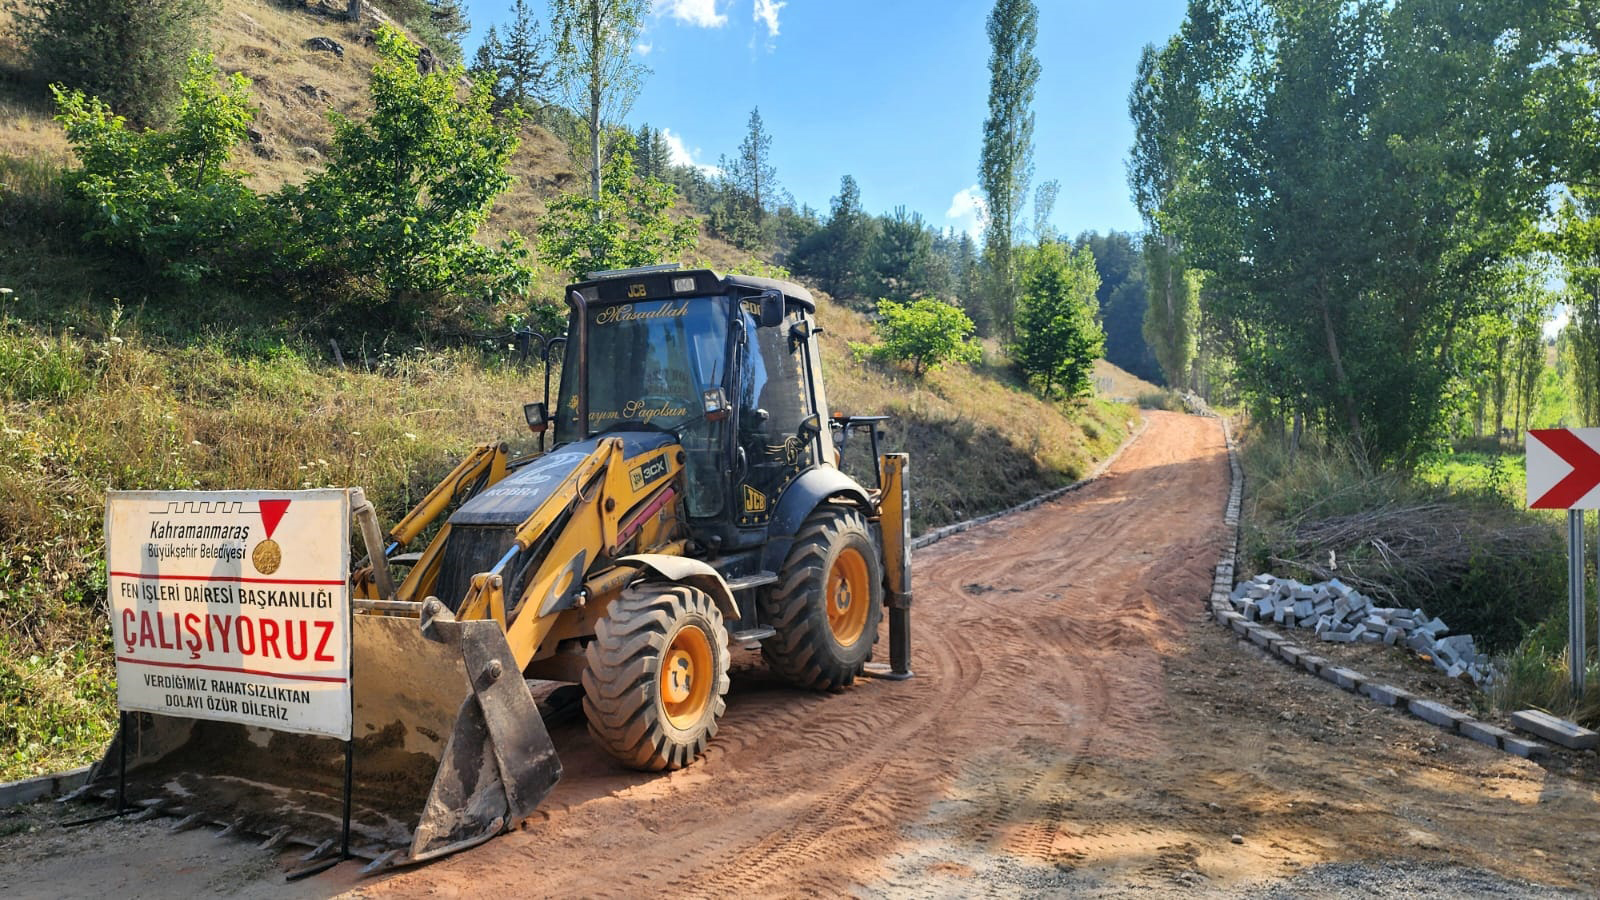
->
[[1571, 510, 1586, 700]]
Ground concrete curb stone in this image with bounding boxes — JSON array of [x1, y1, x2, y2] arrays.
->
[[0, 766, 91, 807]]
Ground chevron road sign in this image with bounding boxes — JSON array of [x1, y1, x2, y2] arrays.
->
[[1527, 428, 1600, 510]]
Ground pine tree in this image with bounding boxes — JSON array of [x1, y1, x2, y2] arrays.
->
[[791, 175, 875, 305], [978, 0, 1040, 339], [12, 0, 211, 128], [470, 25, 509, 102], [736, 107, 778, 226], [872, 207, 938, 304], [500, 0, 551, 113]]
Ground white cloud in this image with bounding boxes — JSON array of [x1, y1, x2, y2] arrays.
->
[[655, 0, 727, 28], [753, 0, 784, 37], [635, 41, 653, 55], [662, 128, 723, 177], [945, 186, 988, 240]]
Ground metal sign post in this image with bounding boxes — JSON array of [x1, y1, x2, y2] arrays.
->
[[1571, 510, 1587, 699], [1527, 429, 1600, 699]]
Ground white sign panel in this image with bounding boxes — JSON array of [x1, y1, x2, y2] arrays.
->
[[106, 489, 352, 739], [1527, 428, 1600, 510]]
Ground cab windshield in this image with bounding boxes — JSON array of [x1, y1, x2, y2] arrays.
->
[[554, 296, 731, 445]]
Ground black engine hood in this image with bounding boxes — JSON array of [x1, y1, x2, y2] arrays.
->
[[449, 431, 679, 527]]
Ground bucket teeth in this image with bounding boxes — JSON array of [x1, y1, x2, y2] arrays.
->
[[168, 813, 205, 833], [360, 848, 405, 876], [301, 838, 337, 862], [258, 826, 294, 849]]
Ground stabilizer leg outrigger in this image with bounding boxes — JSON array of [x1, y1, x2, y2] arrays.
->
[[398, 598, 563, 868]]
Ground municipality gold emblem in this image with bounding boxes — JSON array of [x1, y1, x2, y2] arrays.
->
[[252, 539, 282, 574]]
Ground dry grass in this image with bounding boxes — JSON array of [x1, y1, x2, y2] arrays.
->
[[0, 321, 541, 780], [1092, 358, 1162, 402]]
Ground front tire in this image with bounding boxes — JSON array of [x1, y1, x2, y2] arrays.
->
[[581, 583, 731, 771], [761, 505, 884, 690]]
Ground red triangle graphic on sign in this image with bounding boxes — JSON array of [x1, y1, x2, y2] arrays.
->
[[258, 499, 291, 539]]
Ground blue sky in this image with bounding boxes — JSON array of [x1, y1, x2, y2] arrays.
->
[[463, 1, 1191, 239]]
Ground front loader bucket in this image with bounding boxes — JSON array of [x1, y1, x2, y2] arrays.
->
[[77, 603, 561, 871]]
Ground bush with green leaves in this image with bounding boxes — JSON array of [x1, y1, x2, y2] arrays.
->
[[275, 27, 531, 329], [1011, 241, 1104, 398], [11, 0, 209, 128], [535, 131, 698, 280], [854, 297, 981, 377], [52, 54, 267, 284]]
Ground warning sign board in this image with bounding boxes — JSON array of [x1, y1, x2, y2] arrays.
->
[[105, 489, 352, 739]]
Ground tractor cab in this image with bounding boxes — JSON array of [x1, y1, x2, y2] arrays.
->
[[548, 265, 842, 555]]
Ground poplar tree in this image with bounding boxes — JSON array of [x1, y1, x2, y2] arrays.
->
[[978, 0, 1040, 339], [552, 0, 649, 218]]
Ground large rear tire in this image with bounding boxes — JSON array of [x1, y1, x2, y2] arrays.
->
[[761, 505, 884, 690], [582, 583, 731, 771]]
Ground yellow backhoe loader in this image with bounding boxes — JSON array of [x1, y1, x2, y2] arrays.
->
[[75, 266, 912, 873]]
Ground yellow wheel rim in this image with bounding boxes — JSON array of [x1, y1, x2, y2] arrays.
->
[[826, 547, 871, 646], [660, 623, 714, 729]]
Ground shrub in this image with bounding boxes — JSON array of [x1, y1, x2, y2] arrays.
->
[[275, 27, 532, 330], [12, 0, 210, 128], [853, 297, 981, 377], [535, 131, 698, 283], [52, 53, 267, 284]]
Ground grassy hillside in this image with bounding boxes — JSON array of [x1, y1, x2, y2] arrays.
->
[[0, 0, 1139, 781]]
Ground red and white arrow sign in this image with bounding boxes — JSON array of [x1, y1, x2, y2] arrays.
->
[[1527, 428, 1600, 509]]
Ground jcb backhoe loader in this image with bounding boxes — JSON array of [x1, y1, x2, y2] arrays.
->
[[77, 266, 913, 872]]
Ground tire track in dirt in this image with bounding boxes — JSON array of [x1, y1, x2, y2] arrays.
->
[[358, 411, 1231, 898]]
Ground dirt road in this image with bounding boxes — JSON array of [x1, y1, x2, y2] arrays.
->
[[5, 411, 1598, 897]]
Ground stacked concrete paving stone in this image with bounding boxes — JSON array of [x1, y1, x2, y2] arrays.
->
[[1226, 574, 1496, 687], [1206, 419, 1563, 761]]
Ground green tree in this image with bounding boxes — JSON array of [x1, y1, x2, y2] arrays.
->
[[631, 124, 674, 181], [383, 0, 471, 65], [872, 207, 939, 304], [498, 0, 551, 113], [1012, 241, 1104, 399], [979, 0, 1040, 339], [469, 25, 508, 95], [1141, 238, 1198, 390], [52, 53, 263, 283], [790, 174, 877, 305], [855, 297, 981, 377], [734, 106, 777, 229], [276, 27, 529, 326], [1075, 230, 1159, 384], [536, 132, 698, 280], [1553, 188, 1600, 426], [552, 0, 649, 216], [1138, 0, 1552, 462], [1127, 37, 1200, 392], [13, 0, 209, 128]]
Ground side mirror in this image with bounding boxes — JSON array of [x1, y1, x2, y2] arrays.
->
[[797, 412, 821, 443], [523, 401, 549, 434], [759, 291, 785, 328], [701, 387, 730, 423]]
